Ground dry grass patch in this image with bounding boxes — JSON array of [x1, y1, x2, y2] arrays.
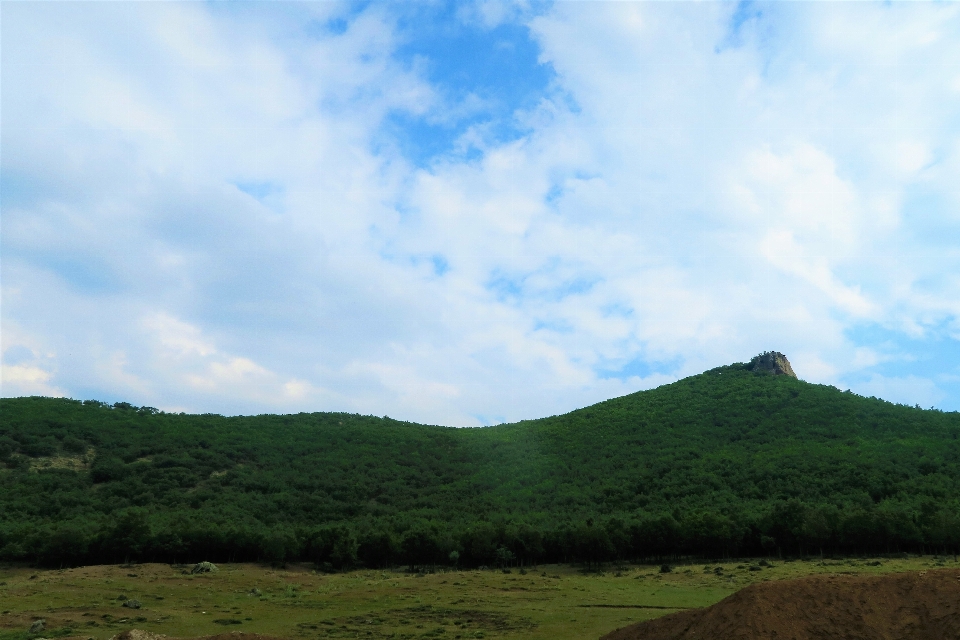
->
[[27, 448, 96, 472]]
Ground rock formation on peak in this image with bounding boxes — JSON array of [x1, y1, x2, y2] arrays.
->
[[747, 351, 797, 378]]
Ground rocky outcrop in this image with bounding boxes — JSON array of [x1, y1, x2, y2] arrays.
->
[[747, 352, 797, 378], [108, 631, 167, 640], [191, 561, 218, 574]]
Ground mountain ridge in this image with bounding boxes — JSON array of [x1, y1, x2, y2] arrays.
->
[[1, 358, 959, 567]]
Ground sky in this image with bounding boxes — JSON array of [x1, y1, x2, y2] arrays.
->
[[2, 1, 960, 426]]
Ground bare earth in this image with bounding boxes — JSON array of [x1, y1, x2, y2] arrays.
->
[[107, 633, 286, 640], [601, 568, 960, 640]]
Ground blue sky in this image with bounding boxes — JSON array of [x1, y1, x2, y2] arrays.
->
[[3, 1, 960, 425]]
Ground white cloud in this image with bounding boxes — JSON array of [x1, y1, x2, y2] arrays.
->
[[143, 314, 216, 358], [0, 321, 64, 398], [0, 364, 62, 398], [3, 2, 960, 422]]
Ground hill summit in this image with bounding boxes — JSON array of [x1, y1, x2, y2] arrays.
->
[[747, 351, 797, 378], [2, 357, 960, 569]]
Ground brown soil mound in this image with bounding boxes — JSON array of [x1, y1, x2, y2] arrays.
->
[[601, 568, 960, 640]]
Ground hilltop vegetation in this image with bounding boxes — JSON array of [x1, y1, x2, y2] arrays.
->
[[2, 363, 959, 568]]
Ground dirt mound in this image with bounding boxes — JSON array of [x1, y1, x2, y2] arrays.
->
[[601, 568, 960, 640]]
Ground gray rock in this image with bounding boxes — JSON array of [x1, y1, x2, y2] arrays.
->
[[191, 561, 218, 574], [122, 599, 142, 609], [747, 351, 797, 378], [29, 619, 45, 633]]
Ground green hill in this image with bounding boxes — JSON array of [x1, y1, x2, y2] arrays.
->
[[2, 361, 959, 568]]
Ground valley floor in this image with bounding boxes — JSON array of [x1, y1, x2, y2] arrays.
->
[[0, 556, 955, 640]]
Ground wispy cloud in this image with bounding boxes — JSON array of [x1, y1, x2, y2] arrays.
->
[[3, 2, 959, 423]]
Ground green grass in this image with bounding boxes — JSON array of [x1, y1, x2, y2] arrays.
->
[[1, 556, 955, 639]]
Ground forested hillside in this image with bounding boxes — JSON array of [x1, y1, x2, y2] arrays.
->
[[2, 363, 959, 568]]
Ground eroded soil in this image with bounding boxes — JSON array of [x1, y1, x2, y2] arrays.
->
[[601, 568, 960, 640]]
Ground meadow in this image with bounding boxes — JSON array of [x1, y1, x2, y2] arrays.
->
[[1, 556, 954, 640]]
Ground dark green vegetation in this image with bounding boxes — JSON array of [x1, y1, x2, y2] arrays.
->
[[2, 363, 960, 569]]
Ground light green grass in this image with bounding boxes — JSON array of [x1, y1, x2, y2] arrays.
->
[[1, 556, 956, 640]]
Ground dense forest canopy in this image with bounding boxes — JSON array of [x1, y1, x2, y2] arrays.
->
[[2, 363, 959, 568]]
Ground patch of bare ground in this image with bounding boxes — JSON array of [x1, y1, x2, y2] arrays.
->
[[330, 604, 535, 635], [600, 568, 960, 640], [106, 632, 285, 640], [27, 447, 96, 472]]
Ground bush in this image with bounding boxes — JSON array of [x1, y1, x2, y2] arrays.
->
[[62, 437, 87, 454], [20, 438, 56, 457], [90, 457, 127, 483], [0, 436, 16, 459]]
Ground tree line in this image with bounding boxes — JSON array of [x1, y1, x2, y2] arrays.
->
[[4, 500, 958, 569]]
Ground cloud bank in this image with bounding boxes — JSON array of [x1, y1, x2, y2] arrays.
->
[[3, 2, 960, 424]]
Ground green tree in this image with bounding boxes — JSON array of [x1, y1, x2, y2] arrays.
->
[[103, 510, 151, 563]]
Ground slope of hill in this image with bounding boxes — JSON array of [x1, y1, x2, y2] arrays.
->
[[2, 361, 959, 567]]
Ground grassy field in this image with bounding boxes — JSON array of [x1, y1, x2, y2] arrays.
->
[[1, 556, 956, 640]]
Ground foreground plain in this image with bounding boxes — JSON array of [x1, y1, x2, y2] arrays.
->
[[1, 557, 956, 640]]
